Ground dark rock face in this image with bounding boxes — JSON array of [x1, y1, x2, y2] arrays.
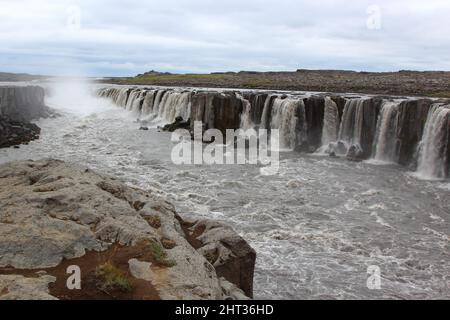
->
[[243, 93, 268, 125], [330, 96, 347, 122], [304, 96, 325, 151], [191, 92, 243, 135], [346, 144, 365, 161], [359, 98, 383, 159], [162, 116, 191, 132], [396, 99, 434, 167], [0, 86, 51, 148], [0, 86, 51, 122], [181, 219, 256, 298], [0, 117, 41, 148]]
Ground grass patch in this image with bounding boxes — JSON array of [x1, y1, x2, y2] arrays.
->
[[149, 241, 177, 267], [426, 91, 450, 99], [96, 262, 133, 293]]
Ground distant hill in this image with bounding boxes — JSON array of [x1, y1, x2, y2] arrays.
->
[[0, 72, 46, 82], [101, 69, 450, 98]]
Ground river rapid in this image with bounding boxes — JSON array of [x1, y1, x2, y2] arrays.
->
[[0, 82, 449, 299]]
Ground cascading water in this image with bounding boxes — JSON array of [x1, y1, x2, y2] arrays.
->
[[158, 91, 191, 123], [125, 90, 140, 111], [117, 88, 129, 107], [416, 103, 450, 179], [321, 97, 339, 146], [141, 90, 156, 115], [338, 99, 365, 148], [239, 96, 254, 130], [260, 94, 274, 130], [98, 86, 450, 181], [99, 87, 191, 124], [269, 97, 306, 149], [373, 101, 400, 163]]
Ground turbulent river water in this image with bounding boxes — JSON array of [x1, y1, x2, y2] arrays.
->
[[0, 84, 449, 299]]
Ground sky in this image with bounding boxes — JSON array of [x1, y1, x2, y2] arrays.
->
[[0, 0, 449, 76]]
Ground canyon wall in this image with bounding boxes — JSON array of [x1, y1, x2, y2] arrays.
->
[[98, 87, 450, 179], [0, 86, 49, 121], [0, 86, 51, 148]]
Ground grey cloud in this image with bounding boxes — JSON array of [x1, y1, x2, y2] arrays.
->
[[0, 0, 449, 76]]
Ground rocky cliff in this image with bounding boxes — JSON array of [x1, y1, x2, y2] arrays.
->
[[99, 86, 450, 178], [0, 86, 53, 148], [0, 159, 255, 300]]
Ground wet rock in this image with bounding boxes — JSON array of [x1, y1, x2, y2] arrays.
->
[[162, 116, 190, 132], [303, 96, 325, 151], [0, 86, 56, 149], [182, 219, 256, 298], [242, 92, 268, 125], [191, 92, 243, 136], [0, 117, 41, 148], [346, 144, 365, 161], [396, 99, 434, 167]]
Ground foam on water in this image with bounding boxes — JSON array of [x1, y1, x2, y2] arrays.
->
[[0, 89, 449, 300]]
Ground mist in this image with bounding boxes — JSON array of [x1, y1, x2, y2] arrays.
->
[[45, 78, 115, 116]]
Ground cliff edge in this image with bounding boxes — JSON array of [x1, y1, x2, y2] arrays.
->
[[0, 159, 255, 300]]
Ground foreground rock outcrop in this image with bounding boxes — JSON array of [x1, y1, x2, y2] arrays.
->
[[0, 86, 54, 148], [0, 159, 255, 300]]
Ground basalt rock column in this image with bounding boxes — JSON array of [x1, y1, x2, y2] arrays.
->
[[191, 92, 243, 136], [396, 99, 433, 167], [304, 96, 325, 151]]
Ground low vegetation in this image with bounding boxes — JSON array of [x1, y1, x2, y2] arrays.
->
[[149, 240, 177, 267], [95, 262, 133, 293]]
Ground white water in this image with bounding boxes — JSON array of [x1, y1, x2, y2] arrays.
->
[[338, 99, 366, 151], [321, 97, 339, 146], [269, 97, 306, 149], [239, 95, 255, 130], [416, 104, 450, 179], [1, 83, 449, 300], [260, 95, 274, 130], [99, 87, 191, 124], [373, 101, 400, 163]]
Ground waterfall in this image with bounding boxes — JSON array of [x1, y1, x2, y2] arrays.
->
[[131, 91, 145, 115], [260, 95, 274, 130], [125, 90, 140, 111], [321, 97, 339, 146], [416, 103, 450, 179], [338, 99, 365, 147], [269, 97, 306, 149], [153, 91, 168, 116], [117, 88, 130, 107], [141, 90, 156, 115], [158, 91, 191, 123], [373, 101, 400, 163], [239, 96, 254, 130]]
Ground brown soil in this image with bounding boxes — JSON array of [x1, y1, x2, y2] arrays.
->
[[0, 242, 162, 300]]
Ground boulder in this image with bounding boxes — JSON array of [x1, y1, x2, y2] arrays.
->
[[0, 117, 41, 148], [179, 219, 256, 298], [162, 117, 190, 132]]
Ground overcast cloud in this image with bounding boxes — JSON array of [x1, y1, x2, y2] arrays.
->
[[0, 0, 449, 76]]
